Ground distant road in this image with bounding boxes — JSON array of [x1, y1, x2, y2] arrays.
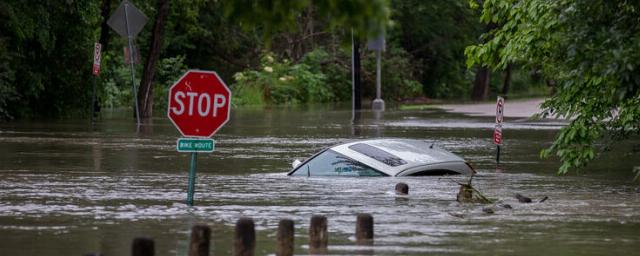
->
[[435, 98, 546, 118]]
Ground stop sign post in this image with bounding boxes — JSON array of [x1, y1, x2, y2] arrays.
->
[[167, 70, 231, 206]]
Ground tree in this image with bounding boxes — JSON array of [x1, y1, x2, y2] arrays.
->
[[501, 63, 512, 96], [138, 0, 169, 118], [466, 0, 640, 174], [0, 0, 99, 119], [222, 0, 390, 42], [390, 0, 482, 99], [471, 66, 490, 101]]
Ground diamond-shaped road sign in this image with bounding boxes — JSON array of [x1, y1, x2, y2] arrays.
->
[[107, 0, 148, 38]]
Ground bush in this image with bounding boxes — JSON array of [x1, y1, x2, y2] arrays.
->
[[0, 40, 17, 120], [100, 53, 133, 110], [300, 49, 352, 102], [361, 45, 423, 100], [233, 48, 425, 106], [153, 55, 188, 111], [232, 52, 334, 105]]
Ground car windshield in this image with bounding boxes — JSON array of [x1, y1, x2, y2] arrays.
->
[[348, 143, 408, 167], [290, 149, 385, 177]]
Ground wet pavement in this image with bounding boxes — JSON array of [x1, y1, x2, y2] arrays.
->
[[436, 98, 545, 118]]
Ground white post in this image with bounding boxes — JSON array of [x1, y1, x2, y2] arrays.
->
[[372, 49, 385, 111]]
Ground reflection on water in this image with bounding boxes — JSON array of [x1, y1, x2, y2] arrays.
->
[[0, 107, 638, 255]]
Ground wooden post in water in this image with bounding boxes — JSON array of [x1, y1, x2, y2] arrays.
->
[[276, 219, 294, 256], [395, 183, 409, 195], [309, 215, 328, 254], [132, 237, 154, 256], [189, 225, 211, 256], [234, 217, 255, 256], [355, 214, 374, 245]]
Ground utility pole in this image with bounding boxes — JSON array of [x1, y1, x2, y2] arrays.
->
[[352, 31, 362, 121], [368, 35, 385, 111]]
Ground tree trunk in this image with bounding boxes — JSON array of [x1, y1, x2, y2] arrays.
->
[[137, 0, 169, 119], [502, 63, 512, 97], [98, 0, 112, 50], [470, 18, 496, 101], [471, 66, 490, 101], [546, 79, 557, 95]]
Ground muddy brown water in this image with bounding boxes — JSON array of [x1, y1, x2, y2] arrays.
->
[[0, 106, 638, 255]]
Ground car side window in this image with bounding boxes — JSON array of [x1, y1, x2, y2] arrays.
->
[[291, 149, 385, 177]]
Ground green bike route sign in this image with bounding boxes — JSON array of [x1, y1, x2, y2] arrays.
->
[[176, 138, 215, 153]]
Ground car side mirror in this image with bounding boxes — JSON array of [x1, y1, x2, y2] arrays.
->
[[292, 159, 302, 168]]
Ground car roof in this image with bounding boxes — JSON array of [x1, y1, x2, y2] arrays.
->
[[330, 138, 466, 176]]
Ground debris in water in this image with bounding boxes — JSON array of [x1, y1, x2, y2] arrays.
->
[[482, 207, 495, 214], [456, 174, 492, 204], [539, 196, 549, 203], [456, 184, 473, 203], [448, 212, 465, 219], [395, 182, 409, 195], [500, 203, 512, 209], [515, 193, 532, 203]]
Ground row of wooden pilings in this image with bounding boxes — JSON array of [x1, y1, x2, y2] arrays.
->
[[88, 213, 375, 256], [87, 183, 409, 256]]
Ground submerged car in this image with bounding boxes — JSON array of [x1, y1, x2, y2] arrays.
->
[[288, 139, 476, 177]]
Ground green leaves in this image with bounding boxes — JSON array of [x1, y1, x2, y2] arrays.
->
[[0, 0, 100, 119], [471, 0, 640, 174], [232, 51, 336, 105], [222, 0, 390, 42]]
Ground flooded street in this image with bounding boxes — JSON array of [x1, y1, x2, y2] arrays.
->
[[1, 107, 638, 255]]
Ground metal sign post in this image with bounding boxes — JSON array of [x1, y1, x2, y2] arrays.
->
[[91, 42, 102, 122], [107, 0, 148, 128], [494, 124, 503, 162], [186, 152, 198, 206], [123, 2, 141, 127], [177, 138, 215, 206], [351, 31, 362, 122], [494, 96, 505, 163], [367, 35, 385, 111]]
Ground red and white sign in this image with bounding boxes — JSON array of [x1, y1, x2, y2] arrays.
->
[[167, 70, 231, 137], [493, 125, 503, 145], [92, 43, 102, 76], [495, 96, 504, 124]]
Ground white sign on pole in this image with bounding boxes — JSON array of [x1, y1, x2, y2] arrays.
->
[[495, 96, 505, 124], [494, 96, 505, 145], [92, 43, 102, 76], [494, 124, 503, 145]]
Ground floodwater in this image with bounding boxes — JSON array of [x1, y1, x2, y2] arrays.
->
[[0, 106, 638, 255]]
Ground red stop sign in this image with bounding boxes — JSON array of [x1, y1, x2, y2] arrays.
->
[[167, 70, 231, 137]]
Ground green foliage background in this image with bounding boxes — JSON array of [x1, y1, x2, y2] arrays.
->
[[0, 0, 489, 120], [466, 0, 640, 174], [0, 0, 637, 174]]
